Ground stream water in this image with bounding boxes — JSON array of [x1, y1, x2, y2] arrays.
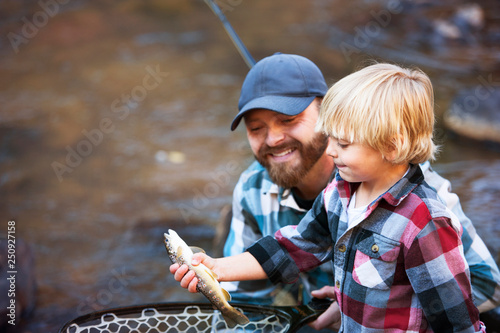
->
[[1, 0, 499, 332]]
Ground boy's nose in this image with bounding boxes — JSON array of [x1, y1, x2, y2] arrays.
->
[[326, 138, 337, 157]]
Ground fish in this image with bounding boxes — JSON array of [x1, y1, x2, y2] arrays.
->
[[164, 229, 250, 328]]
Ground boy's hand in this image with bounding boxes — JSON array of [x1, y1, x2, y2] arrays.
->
[[169, 263, 198, 292], [170, 252, 266, 292], [308, 286, 341, 331], [169, 253, 216, 293]]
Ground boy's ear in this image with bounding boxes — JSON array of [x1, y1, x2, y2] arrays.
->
[[384, 135, 402, 163]]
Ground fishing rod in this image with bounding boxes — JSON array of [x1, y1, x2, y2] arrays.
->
[[203, 0, 256, 68]]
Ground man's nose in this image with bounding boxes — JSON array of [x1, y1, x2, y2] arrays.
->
[[265, 126, 285, 146]]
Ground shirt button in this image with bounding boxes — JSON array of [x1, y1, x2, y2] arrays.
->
[[338, 244, 346, 252], [335, 280, 340, 288], [371, 244, 379, 253]]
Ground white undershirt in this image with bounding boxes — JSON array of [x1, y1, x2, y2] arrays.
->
[[347, 191, 368, 228], [347, 166, 411, 228]]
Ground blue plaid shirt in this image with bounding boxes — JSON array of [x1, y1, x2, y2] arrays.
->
[[248, 164, 484, 332]]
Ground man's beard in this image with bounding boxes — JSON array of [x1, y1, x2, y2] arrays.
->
[[255, 132, 329, 189]]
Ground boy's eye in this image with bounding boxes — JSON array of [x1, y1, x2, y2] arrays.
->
[[337, 142, 349, 148]]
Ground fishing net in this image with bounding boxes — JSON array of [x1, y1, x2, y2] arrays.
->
[[60, 303, 297, 333]]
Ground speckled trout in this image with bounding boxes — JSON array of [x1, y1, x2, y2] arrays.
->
[[164, 229, 250, 328]]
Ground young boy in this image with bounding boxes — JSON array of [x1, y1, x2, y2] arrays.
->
[[171, 63, 485, 332]]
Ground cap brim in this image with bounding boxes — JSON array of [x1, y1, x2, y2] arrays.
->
[[231, 95, 316, 131]]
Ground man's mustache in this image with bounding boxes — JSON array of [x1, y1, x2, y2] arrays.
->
[[258, 141, 302, 157]]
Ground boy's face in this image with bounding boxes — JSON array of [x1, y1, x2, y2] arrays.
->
[[326, 137, 394, 184], [243, 100, 328, 188]]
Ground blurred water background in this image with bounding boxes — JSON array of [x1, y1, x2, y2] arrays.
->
[[0, 0, 499, 331]]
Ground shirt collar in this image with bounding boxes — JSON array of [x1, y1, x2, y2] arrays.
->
[[336, 164, 424, 208], [267, 183, 307, 212]]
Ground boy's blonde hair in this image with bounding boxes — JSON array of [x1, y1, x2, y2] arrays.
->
[[316, 63, 438, 164]]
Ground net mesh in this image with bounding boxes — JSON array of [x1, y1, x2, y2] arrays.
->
[[63, 305, 290, 333]]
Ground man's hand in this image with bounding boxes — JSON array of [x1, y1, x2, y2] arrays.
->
[[308, 286, 341, 331]]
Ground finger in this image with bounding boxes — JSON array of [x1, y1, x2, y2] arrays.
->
[[180, 269, 196, 289], [308, 301, 341, 331], [169, 263, 180, 274], [191, 253, 206, 266], [188, 276, 199, 293], [174, 264, 189, 282], [311, 285, 336, 299], [308, 311, 331, 330]]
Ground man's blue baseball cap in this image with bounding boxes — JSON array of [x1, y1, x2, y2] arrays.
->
[[231, 53, 328, 131]]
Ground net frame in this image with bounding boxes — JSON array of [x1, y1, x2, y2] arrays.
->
[[58, 301, 328, 333]]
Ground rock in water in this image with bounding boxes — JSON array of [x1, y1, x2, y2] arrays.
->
[[444, 85, 500, 147]]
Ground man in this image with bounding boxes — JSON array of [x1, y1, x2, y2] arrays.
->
[[221, 53, 500, 330]]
